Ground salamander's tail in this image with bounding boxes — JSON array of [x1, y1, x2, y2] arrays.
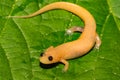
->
[[7, 15, 30, 18]]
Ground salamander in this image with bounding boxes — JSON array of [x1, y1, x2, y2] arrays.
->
[[8, 2, 101, 71]]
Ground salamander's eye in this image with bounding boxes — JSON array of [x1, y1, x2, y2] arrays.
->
[[40, 52, 44, 57], [48, 56, 53, 61]]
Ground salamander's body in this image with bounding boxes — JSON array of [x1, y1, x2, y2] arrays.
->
[[9, 2, 101, 71]]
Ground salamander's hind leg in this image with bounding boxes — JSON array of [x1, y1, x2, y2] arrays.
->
[[66, 26, 83, 35], [94, 34, 101, 50], [66, 26, 101, 49]]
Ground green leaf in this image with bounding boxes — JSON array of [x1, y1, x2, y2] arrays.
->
[[0, 0, 120, 80]]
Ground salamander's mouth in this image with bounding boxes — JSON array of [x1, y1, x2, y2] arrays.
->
[[39, 56, 59, 69], [39, 57, 46, 64]]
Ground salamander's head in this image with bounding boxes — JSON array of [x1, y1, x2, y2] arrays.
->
[[40, 46, 60, 64]]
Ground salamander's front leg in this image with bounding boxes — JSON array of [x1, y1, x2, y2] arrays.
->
[[60, 59, 69, 72], [66, 26, 101, 49]]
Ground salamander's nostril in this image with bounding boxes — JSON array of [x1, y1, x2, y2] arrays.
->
[[40, 52, 44, 57]]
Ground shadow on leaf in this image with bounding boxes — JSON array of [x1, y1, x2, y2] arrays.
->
[[39, 62, 59, 69]]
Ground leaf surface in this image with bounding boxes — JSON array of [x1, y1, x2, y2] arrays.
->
[[0, 0, 120, 80]]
